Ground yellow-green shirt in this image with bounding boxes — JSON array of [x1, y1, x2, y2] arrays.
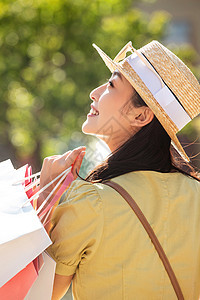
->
[[47, 171, 200, 300]]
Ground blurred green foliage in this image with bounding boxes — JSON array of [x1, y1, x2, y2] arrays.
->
[[0, 0, 198, 170]]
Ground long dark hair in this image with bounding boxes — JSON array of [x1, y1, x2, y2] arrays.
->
[[77, 89, 200, 183]]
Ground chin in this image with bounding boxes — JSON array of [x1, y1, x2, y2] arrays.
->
[[82, 121, 95, 134]]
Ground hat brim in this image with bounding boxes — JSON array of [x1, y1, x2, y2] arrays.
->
[[92, 43, 190, 162]]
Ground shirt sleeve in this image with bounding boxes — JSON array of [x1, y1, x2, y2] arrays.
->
[[46, 179, 104, 276]]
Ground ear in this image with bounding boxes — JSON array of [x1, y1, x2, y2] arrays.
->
[[130, 107, 154, 128]]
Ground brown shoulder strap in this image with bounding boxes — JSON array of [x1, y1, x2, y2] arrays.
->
[[102, 180, 184, 300]]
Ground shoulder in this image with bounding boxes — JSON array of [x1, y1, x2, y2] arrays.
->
[[59, 179, 103, 213], [177, 172, 200, 196], [50, 179, 105, 235], [61, 172, 200, 206], [94, 171, 200, 200]]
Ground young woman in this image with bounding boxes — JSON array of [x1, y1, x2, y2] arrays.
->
[[40, 41, 200, 299]]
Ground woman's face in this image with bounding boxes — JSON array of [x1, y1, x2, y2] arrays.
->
[[82, 70, 144, 151]]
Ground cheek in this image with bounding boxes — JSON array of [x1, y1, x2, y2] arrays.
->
[[98, 92, 121, 120]]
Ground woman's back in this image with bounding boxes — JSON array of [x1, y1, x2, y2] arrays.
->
[[48, 171, 200, 300]]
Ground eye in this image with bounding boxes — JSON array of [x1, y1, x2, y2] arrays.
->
[[108, 80, 114, 87]]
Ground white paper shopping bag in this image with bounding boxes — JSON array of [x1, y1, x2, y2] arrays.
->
[[0, 160, 52, 287], [25, 252, 56, 300], [0, 159, 14, 175]]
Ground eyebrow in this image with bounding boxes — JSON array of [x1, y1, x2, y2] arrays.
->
[[112, 70, 123, 81]]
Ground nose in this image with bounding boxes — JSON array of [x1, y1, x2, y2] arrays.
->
[[89, 88, 96, 102], [89, 83, 106, 102]]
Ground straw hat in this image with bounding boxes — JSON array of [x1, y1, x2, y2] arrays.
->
[[92, 41, 200, 162]]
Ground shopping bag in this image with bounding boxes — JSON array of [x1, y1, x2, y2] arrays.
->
[[0, 160, 52, 287], [0, 158, 73, 299], [0, 254, 44, 300], [25, 252, 56, 300]]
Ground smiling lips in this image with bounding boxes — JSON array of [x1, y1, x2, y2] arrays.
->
[[88, 104, 99, 116]]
